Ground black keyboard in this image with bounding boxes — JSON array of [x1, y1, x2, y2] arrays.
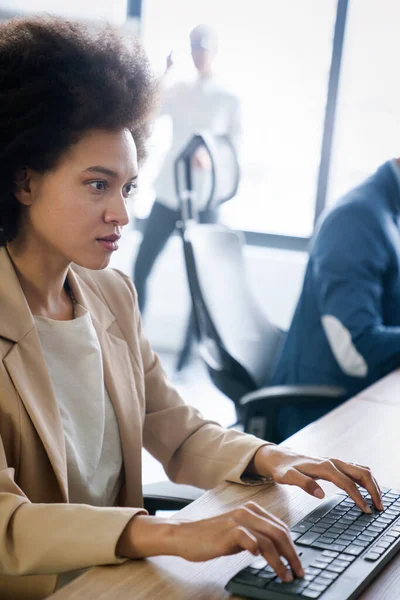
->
[[226, 487, 400, 599]]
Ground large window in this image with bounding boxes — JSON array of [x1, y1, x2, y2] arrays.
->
[[141, 0, 338, 238], [328, 0, 400, 205]]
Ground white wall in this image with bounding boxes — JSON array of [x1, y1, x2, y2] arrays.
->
[[110, 228, 308, 352], [0, 0, 128, 23]]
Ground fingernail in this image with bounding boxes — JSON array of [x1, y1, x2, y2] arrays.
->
[[313, 489, 325, 499], [364, 504, 372, 514], [284, 571, 293, 582]]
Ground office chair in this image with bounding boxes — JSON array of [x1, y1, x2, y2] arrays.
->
[[142, 481, 203, 515], [140, 135, 242, 514], [175, 133, 346, 444]]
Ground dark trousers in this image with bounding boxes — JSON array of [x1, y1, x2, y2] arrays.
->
[[134, 200, 217, 314]]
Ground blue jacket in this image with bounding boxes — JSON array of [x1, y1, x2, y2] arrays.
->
[[272, 161, 400, 399]]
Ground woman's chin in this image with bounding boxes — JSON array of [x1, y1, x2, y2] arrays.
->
[[72, 254, 111, 271]]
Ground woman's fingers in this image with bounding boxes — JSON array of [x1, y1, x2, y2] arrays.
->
[[280, 461, 373, 513], [232, 505, 304, 579], [244, 501, 290, 532], [330, 459, 384, 510], [231, 525, 260, 556], [277, 467, 326, 499]]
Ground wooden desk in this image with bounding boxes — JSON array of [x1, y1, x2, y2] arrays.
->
[[355, 369, 400, 407], [49, 387, 400, 600]]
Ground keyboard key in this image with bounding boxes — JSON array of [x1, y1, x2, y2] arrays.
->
[[337, 553, 356, 563], [332, 559, 351, 569], [376, 541, 391, 550], [348, 524, 365, 533], [375, 516, 393, 525], [353, 539, 370, 548], [382, 535, 396, 544], [386, 509, 400, 517], [307, 567, 322, 576], [297, 532, 322, 546], [339, 534, 356, 542], [319, 570, 339, 581], [364, 552, 381, 562], [368, 525, 386, 534], [384, 493, 400, 501], [233, 571, 265, 587], [330, 525, 345, 534], [292, 521, 314, 534], [312, 541, 347, 552], [358, 515, 375, 524], [311, 525, 328, 534], [344, 544, 364, 556], [326, 564, 346, 574], [246, 567, 260, 575], [301, 590, 323, 598], [267, 580, 307, 594], [310, 560, 329, 570], [317, 555, 334, 564], [257, 570, 277, 581], [309, 582, 329, 592], [314, 575, 334, 587], [358, 534, 375, 543], [323, 532, 339, 540], [334, 537, 351, 547], [317, 536, 334, 545], [322, 550, 339, 558]]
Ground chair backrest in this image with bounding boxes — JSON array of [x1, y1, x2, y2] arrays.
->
[[182, 222, 284, 400], [174, 132, 240, 221]]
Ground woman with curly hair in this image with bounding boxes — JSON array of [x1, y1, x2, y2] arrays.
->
[[0, 15, 382, 600]]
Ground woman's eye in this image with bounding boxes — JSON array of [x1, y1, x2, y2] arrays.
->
[[123, 182, 138, 197], [89, 180, 107, 192]]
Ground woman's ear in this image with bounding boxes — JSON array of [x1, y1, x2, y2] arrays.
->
[[14, 168, 33, 205]]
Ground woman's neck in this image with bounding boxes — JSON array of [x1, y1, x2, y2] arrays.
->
[[6, 240, 74, 320]]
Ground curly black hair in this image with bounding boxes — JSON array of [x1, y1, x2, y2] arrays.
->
[[0, 16, 158, 246]]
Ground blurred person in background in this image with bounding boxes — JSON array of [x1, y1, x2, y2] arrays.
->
[[133, 24, 243, 317], [272, 159, 400, 438]]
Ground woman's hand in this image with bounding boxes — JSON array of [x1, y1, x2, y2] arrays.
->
[[117, 502, 304, 582], [251, 445, 384, 512]]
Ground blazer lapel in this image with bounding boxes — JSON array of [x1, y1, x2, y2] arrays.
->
[[4, 334, 69, 500], [0, 248, 68, 500]]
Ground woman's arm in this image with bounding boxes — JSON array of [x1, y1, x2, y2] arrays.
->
[[116, 445, 383, 582], [0, 435, 143, 576], [116, 503, 304, 583]]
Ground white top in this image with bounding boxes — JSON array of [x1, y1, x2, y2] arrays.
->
[[34, 303, 123, 507], [154, 73, 242, 210]]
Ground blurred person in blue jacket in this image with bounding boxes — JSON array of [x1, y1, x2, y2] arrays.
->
[[133, 24, 242, 313], [272, 160, 400, 437]]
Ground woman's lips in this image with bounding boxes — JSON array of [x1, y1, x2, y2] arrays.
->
[[97, 239, 119, 251]]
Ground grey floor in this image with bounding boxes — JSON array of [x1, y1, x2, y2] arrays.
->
[[141, 351, 237, 485]]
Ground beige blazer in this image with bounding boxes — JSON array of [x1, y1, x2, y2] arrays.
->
[[0, 247, 267, 599]]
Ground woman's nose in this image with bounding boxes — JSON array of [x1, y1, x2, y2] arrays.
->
[[104, 194, 130, 226]]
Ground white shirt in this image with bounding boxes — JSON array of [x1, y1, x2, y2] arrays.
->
[[34, 304, 123, 507], [154, 73, 242, 210]]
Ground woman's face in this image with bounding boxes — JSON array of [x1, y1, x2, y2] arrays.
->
[[15, 128, 138, 270]]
